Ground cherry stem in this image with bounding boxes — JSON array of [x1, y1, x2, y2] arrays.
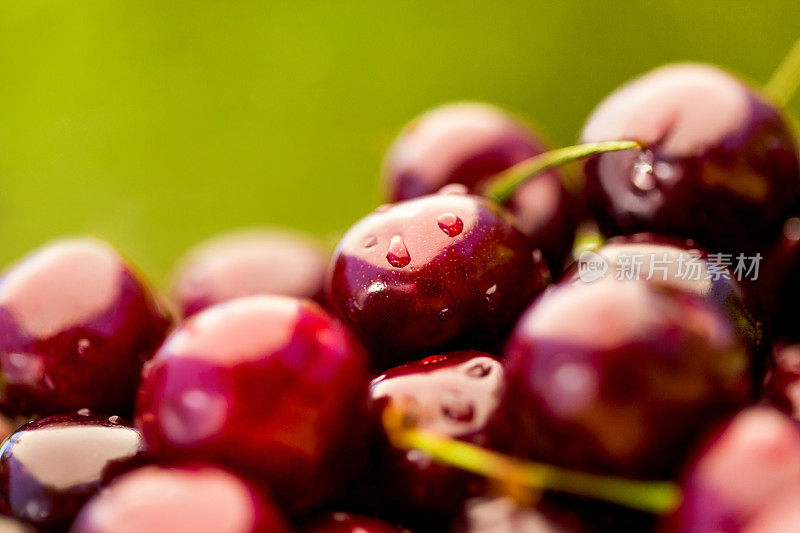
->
[[485, 141, 642, 203], [765, 36, 800, 108], [382, 408, 682, 515]]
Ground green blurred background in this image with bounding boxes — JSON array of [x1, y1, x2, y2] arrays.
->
[[1, 1, 799, 284]]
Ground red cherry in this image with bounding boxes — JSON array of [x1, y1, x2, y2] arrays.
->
[[0, 413, 145, 531], [169, 229, 329, 318], [663, 406, 800, 533], [327, 193, 550, 369], [135, 295, 370, 513], [69, 465, 289, 533], [0, 239, 171, 417], [497, 279, 751, 478], [581, 64, 800, 254], [382, 102, 575, 273]]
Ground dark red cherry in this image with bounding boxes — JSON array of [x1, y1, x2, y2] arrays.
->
[[135, 295, 370, 513], [302, 513, 405, 533], [497, 279, 751, 479], [581, 64, 800, 255], [662, 406, 800, 533], [0, 413, 145, 531], [764, 343, 800, 418], [757, 218, 800, 341], [327, 193, 550, 369], [382, 102, 575, 273], [0, 239, 171, 418], [69, 465, 289, 533], [363, 351, 503, 522], [169, 229, 329, 318]]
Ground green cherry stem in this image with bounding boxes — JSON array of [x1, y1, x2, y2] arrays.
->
[[765, 36, 800, 108], [383, 408, 682, 515], [485, 140, 642, 203]]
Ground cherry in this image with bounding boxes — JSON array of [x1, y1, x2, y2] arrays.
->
[[69, 465, 289, 533], [0, 413, 145, 531], [757, 217, 800, 341], [135, 295, 370, 513], [0, 238, 171, 418], [169, 229, 329, 319], [382, 102, 575, 273], [327, 192, 549, 369], [302, 513, 406, 533], [763, 343, 800, 418], [581, 63, 800, 255], [662, 406, 800, 533], [496, 278, 751, 479], [362, 351, 503, 522]]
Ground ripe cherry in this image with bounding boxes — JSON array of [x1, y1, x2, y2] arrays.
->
[[302, 513, 406, 533], [497, 278, 751, 479], [363, 351, 503, 522], [0, 238, 171, 417], [69, 465, 289, 533], [135, 295, 370, 513], [662, 406, 800, 533], [581, 64, 800, 254], [382, 102, 575, 273], [169, 229, 329, 318], [0, 413, 145, 531], [327, 192, 549, 369]]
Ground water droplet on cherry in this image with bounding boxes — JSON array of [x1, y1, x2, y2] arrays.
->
[[438, 308, 452, 321], [386, 236, 411, 268], [362, 235, 378, 248], [485, 284, 498, 310], [437, 213, 463, 237]]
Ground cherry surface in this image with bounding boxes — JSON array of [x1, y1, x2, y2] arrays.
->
[[581, 63, 800, 255], [363, 351, 503, 522], [757, 217, 800, 341], [135, 295, 370, 513], [327, 192, 550, 369], [69, 465, 289, 533], [302, 513, 405, 533], [496, 278, 751, 479], [382, 102, 575, 273], [0, 413, 145, 532], [0, 238, 171, 417], [169, 229, 329, 318], [662, 406, 800, 533]]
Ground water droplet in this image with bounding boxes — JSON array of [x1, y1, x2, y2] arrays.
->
[[632, 151, 657, 191], [532, 249, 543, 263], [386, 235, 411, 268], [441, 391, 475, 423], [438, 183, 469, 195], [77, 408, 91, 416], [466, 362, 493, 378], [438, 308, 452, 321], [108, 415, 121, 424], [43, 376, 55, 392], [346, 298, 362, 321], [362, 235, 378, 248], [76, 338, 91, 356], [485, 284, 498, 310], [437, 213, 463, 237]]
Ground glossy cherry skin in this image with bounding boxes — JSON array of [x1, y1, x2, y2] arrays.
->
[[69, 465, 289, 533], [563, 234, 764, 373], [757, 218, 800, 341], [0, 413, 146, 531], [302, 513, 405, 533], [135, 295, 370, 513], [662, 406, 800, 533], [0, 239, 171, 417], [169, 229, 329, 319], [496, 279, 751, 479], [581, 63, 800, 255], [327, 193, 550, 369], [362, 352, 503, 522], [382, 102, 575, 273]]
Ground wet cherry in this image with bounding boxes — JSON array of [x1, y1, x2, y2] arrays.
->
[[663, 406, 800, 533], [581, 64, 800, 254], [497, 278, 751, 478], [363, 351, 503, 522], [169, 229, 329, 319], [135, 295, 370, 513], [302, 513, 406, 533], [69, 465, 289, 533], [382, 102, 575, 273], [327, 192, 550, 369], [0, 238, 171, 417], [0, 413, 145, 531]]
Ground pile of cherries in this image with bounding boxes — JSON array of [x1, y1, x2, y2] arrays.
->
[[0, 59, 799, 533]]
